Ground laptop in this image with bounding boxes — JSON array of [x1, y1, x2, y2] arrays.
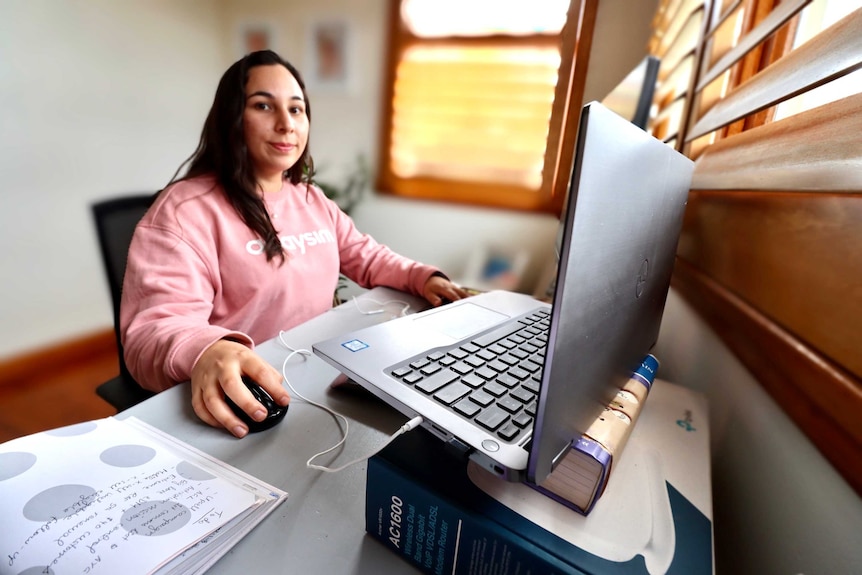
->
[[313, 101, 693, 487]]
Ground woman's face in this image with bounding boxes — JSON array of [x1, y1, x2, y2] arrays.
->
[[242, 64, 309, 191]]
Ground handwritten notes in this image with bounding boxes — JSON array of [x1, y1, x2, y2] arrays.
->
[[1, 417, 287, 575]]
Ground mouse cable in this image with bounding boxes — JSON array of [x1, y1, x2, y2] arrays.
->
[[351, 295, 411, 318], [277, 331, 423, 473]]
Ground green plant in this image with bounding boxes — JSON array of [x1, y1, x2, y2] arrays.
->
[[308, 154, 370, 216]]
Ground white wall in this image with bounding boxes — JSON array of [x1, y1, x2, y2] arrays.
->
[[655, 289, 862, 574], [0, 0, 226, 358]]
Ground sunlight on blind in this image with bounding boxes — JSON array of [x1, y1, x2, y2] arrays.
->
[[401, 0, 569, 38], [650, 0, 706, 143], [390, 46, 560, 189], [774, 1, 862, 120]]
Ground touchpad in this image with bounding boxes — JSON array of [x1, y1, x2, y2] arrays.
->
[[413, 302, 508, 340]]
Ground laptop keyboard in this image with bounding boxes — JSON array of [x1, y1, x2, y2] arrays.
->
[[387, 308, 550, 444]]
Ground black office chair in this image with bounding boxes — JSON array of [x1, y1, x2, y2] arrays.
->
[[92, 194, 157, 411]]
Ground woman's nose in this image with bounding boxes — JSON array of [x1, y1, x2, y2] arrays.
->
[[275, 109, 293, 133]]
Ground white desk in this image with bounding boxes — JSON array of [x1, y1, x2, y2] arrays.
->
[[120, 288, 429, 574]]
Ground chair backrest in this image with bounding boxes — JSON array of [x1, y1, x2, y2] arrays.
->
[[91, 194, 156, 384]]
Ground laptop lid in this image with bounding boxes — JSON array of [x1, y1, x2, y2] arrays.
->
[[527, 101, 692, 485]]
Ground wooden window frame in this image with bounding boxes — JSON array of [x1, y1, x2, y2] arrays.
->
[[375, 0, 597, 215]]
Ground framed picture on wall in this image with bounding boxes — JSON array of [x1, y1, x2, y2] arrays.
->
[[236, 22, 276, 57], [305, 18, 354, 93]]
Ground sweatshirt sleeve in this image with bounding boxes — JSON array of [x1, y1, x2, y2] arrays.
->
[[330, 200, 442, 296], [120, 221, 252, 392]]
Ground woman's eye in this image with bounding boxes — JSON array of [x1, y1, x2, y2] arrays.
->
[[254, 102, 271, 111], [290, 106, 304, 115]]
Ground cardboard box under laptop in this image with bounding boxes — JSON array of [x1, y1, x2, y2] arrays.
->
[[365, 379, 714, 575]]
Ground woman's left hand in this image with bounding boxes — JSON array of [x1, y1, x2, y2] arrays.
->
[[422, 275, 470, 306]]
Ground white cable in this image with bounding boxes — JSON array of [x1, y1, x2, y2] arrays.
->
[[351, 295, 411, 318], [276, 330, 422, 473], [307, 415, 424, 473]]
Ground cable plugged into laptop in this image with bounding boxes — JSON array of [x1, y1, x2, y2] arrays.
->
[[307, 415, 424, 474], [402, 415, 424, 432], [277, 330, 424, 474]]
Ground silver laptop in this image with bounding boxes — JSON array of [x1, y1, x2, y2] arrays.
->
[[313, 102, 693, 487]]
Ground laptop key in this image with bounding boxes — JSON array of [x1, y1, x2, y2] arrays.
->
[[483, 381, 507, 397], [476, 406, 509, 431], [475, 366, 497, 380], [513, 412, 533, 428], [487, 360, 508, 373], [453, 397, 481, 418], [520, 342, 539, 354], [519, 360, 542, 373], [392, 367, 412, 378], [410, 358, 430, 370], [495, 374, 520, 389], [403, 372, 423, 384], [460, 342, 480, 354], [469, 389, 495, 407], [477, 349, 497, 362], [472, 322, 524, 347], [434, 382, 472, 405], [498, 338, 517, 349], [461, 373, 485, 388], [450, 361, 473, 375], [487, 343, 508, 355], [497, 423, 520, 441], [508, 367, 530, 380], [420, 363, 442, 376], [415, 369, 459, 394], [523, 378, 541, 394], [498, 396, 522, 413], [448, 348, 468, 360], [511, 385, 535, 402]]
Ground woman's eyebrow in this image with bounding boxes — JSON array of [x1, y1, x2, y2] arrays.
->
[[247, 90, 274, 100], [246, 91, 305, 103]]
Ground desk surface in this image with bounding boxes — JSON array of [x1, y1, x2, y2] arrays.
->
[[120, 288, 428, 574]]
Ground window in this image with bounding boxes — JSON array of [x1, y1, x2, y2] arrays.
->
[[376, 0, 596, 214], [647, 0, 862, 494], [773, 0, 862, 119]]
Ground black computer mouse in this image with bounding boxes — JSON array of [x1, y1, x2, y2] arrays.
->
[[224, 376, 288, 433]]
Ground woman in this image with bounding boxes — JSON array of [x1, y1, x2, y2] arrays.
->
[[121, 50, 466, 438]]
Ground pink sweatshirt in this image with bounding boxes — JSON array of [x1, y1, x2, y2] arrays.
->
[[120, 176, 440, 392]]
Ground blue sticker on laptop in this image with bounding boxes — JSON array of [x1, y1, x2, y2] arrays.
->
[[341, 339, 369, 352]]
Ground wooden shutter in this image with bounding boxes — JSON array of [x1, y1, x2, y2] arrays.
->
[[650, 1, 862, 494]]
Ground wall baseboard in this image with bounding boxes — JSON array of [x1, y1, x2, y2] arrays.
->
[[0, 328, 117, 390]]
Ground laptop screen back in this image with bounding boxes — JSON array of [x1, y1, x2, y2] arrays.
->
[[528, 101, 693, 485]]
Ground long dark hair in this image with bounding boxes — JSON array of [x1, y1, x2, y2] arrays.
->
[[168, 50, 313, 263]]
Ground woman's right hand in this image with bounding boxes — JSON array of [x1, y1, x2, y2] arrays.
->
[[190, 339, 289, 438]]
